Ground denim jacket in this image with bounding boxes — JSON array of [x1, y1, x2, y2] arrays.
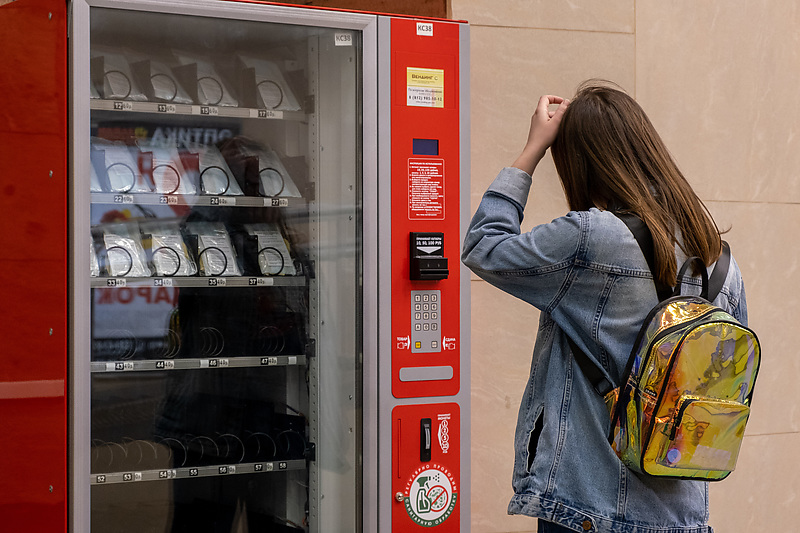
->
[[462, 167, 748, 533]]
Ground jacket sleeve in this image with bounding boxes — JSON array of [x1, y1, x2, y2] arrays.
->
[[461, 167, 582, 312]]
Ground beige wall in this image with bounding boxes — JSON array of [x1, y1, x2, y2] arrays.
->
[[452, 1, 798, 531]]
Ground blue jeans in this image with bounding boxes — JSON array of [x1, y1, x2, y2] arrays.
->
[[538, 520, 574, 533]]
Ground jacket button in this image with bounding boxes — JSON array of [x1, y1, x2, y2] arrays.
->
[[581, 520, 593, 531]]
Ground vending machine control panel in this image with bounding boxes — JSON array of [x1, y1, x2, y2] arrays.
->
[[388, 16, 467, 533]]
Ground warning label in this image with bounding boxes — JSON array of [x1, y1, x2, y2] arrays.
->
[[407, 67, 444, 108], [408, 158, 445, 220]]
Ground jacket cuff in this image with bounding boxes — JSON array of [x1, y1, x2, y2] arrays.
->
[[487, 167, 532, 208]]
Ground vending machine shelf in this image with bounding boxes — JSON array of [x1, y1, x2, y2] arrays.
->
[[90, 192, 304, 208], [91, 459, 307, 486], [90, 354, 307, 373], [91, 275, 307, 288], [90, 98, 308, 122]]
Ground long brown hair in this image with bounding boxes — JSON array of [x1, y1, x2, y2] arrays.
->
[[551, 81, 722, 287]]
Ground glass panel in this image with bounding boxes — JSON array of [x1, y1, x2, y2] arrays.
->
[[87, 6, 362, 532]]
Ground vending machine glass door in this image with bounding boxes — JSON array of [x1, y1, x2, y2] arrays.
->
[[74, 2, 368, 531]]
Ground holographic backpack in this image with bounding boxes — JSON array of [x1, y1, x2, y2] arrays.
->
[[573, 215, 761, 481]]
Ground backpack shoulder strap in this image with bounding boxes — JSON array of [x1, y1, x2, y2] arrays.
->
[[615, 213, 673, 302], [707, 241, 731, 302]]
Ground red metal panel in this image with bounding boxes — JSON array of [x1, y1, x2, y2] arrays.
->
[[390, 17, 462, 398], [392, 403, 461, 531], [0, 0, 68, 530]]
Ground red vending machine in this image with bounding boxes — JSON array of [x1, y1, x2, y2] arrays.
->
[[0, 0, 469, 531]]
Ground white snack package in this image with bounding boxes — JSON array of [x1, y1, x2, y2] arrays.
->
[[90, 160, 104, 193], [186, 222, 241, 277], [237, 143, 301, 198], [91, 138, 149, 193], [243, 223, 296, 276], [102, 223, 152, 277], [141, 221, 197, 277], [136, 139, 196, 195], [90, 241, 100, 277], [186, 143, 243, 196], [128, 55, 194, 104], [174, 51, 238, 107], [92, 47, 148, 101], [237, 55, 301, 111]]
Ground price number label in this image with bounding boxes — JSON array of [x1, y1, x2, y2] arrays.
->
[[208, 277, 227, 287], [158, 470, 177, 479], [200, 106, 219, 116], [249, 278, 272, 286], [122, 473, 134, 482], [113, 194, 134, 204], [155, 360, 175, 370], [278, 462, 288, 470], [189, 468, 199, 477], [114, 361, 135, 371], [154, 278, 173, 287], [260, 357, 278, 366], [113, 101, 134, 111], [106, 278, 127, 287], [208, 196, 235, 206], [96, 475, 107, 484], [218, 466, 228, 475], [157, 103, 177, 114], [268, 198, 289, 207], [159, 195, 178, 205]]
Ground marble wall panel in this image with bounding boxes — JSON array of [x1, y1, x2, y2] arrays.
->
[[635, 1, 800, 204], [469, 279, 541, 533], [708, 432, 799, 532], [467, 24, 634, 229], [451, 0, 633, 33]]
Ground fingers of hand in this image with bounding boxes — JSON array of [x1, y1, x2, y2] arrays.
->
[[537, 95, 568, 121]]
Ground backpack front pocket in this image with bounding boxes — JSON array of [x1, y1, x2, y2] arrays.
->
[[645, 395, 750, 479]]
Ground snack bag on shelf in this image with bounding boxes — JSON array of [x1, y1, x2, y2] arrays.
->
[[237, 54, 302, 111], [91, 138, 150, 194], [243, 223, 297, 276], [173, 51, 239, 107], [185, 143, 243, 196], [102, 222, 152, 277], [91, 46, 148, 101], [140, 221, 198, 277], [237, 143, 302, 198], [136, 139, 196, 195], [185, 222, 241, 277]]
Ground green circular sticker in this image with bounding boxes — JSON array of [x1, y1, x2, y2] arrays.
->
[[403, 464, 457, 527]]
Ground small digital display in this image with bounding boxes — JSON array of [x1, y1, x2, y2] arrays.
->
[[412, 138, 439, 156]]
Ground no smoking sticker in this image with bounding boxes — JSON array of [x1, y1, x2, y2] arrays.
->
[[403, 464, 457, 527]]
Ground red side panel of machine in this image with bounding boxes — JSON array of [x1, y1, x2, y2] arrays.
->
[[390, 17, 461, 399], [392, 403, 461, 531], [0, 0, 68, 530], [389, 17, 464, 531]]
